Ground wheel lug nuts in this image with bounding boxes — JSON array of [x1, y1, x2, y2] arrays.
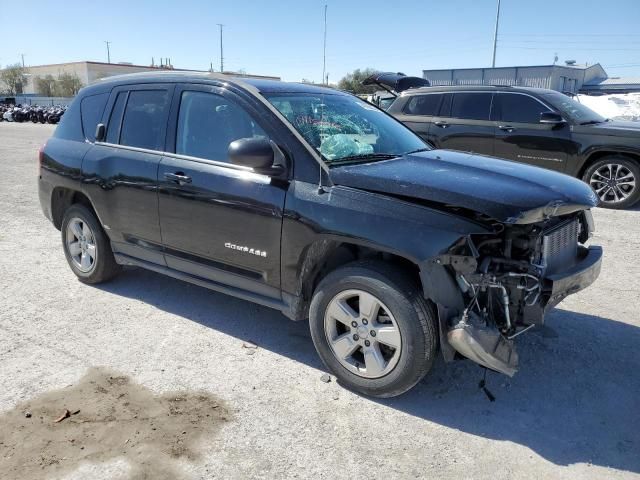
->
[[351, 321, 358, 328], [353, 334, 359, 341], [364, 340, 371, 347], [370, 330, 376, 337], [362, 318, 368, 325]]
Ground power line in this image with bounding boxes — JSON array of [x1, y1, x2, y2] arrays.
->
[[499, 33, 640, 37], [498, 39, 640, 45], [500, 46, 640, 51]]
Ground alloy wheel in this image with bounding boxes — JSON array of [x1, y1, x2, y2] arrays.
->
[[324, 289, 402, 379], [65, 217, 97, 273], [589, 163, 637, 204]]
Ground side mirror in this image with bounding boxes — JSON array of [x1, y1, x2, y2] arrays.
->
[[540, 112, 565, 125], [228, 137, 275, 170], [95, 123, 106, 142]]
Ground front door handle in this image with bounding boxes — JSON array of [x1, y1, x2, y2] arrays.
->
[[499, 125, 516, 132], [164, 172, 192, 185], [434, 121, 449, 128]]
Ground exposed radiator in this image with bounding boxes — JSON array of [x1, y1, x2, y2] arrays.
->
[[542, 218, 579, 275]]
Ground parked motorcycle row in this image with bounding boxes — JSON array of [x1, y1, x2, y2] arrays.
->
[[0, 104, 67, 124]]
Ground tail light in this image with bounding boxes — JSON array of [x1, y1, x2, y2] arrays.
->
[[38, 144, 45, 174]]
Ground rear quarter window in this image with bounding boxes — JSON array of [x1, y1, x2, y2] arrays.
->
[[53, 97, 83, 141], [80, 93, 109, 141]]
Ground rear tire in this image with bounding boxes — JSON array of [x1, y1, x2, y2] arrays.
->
[[583, 156, 640, 209], [309, 261, 437, 398], [61, 204, 121, 284]]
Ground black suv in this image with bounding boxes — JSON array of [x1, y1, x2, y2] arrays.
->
[[39, 72, 602, 397], [387, 85, 640, 209]]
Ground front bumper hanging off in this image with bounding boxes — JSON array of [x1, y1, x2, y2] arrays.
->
[[544, 245, 603, 310], [439, 245, 603, 377]]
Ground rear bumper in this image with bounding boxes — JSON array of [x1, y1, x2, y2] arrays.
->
[[545, 245, 603, 309], [38, 176, 54, 223]]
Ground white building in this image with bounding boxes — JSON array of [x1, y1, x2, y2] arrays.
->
[[16, 61, 279, 95]]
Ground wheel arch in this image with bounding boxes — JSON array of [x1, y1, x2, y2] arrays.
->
[[286, 238, 427, 321], [578, 149, 640, 180], [51, 187, 98, 230]]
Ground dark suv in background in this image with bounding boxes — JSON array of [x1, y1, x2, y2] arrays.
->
[[387, 85, 640, 209]]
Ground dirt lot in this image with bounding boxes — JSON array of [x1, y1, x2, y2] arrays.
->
[[1, 122, 639, 479]]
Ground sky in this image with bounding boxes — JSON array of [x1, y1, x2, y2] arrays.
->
[[1, 0, 639, 83]]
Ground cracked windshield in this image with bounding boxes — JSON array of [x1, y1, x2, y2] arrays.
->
[[264, 93, 427, 164]]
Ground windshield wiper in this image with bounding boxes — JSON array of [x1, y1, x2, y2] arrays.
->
[[579, 120, 605, 125], [405, 147, 431, 154], [329, 153, 398, 166]]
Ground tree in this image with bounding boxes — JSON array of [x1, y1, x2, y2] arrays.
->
[[337, 68, 380, 95], [35, 75, 57, 97], [0, 63, 27, 95], [54, 72, 83, 97]]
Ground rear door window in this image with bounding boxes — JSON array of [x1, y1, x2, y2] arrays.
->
[[119, 90, 170, 151], [449, 92, 493, 120], [497, 93, 551, 123], [80, 93, 108, 141], [106, 91, 127, 144], [175, 90, 267, 162], [403, 94, 442, 116]]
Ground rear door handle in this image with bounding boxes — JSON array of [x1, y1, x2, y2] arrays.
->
[[499, 125, 516, 132], [164, 172, 192, 185], [434, 121, 448, 128]]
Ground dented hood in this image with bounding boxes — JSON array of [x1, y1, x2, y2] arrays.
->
[[330, 150, 599, 224]]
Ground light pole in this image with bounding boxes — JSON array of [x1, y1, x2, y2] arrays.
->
[[322, 4, 328, 85], [491, 0, 501, 68], [20, 53, 25, 68], [217, 24, 224, 72], [104, 41, 111, 64]]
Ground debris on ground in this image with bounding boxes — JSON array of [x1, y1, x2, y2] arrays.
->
[[242, 341, 258, 355], [320, 373, 331, 383], [53, 409, 71, 423], [24, 412, 31, 418]]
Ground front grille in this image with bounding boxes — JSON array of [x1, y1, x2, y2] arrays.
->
[[542, 219, 579, 275]]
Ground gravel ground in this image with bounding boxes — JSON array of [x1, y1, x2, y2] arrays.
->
[[1, 122, 639, 480]]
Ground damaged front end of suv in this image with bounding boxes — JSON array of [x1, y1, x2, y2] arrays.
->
[[332, 149, 603, 377], [424, 209, 601, 376]]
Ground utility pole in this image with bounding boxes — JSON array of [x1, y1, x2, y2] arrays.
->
[[491, 0, 501, 68], [217, 24, 224, 73], [104, 41, 111, 64], [20, 54, 25, 68], [322, 4, 328, 85]]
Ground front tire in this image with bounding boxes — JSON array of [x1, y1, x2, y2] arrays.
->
[[309, 261, 437, 398], [61, 204, 121, 284], [583, 156, 640, 209]]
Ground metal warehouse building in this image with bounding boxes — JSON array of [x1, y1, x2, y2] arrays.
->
[[422, 62, 639, 95]]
